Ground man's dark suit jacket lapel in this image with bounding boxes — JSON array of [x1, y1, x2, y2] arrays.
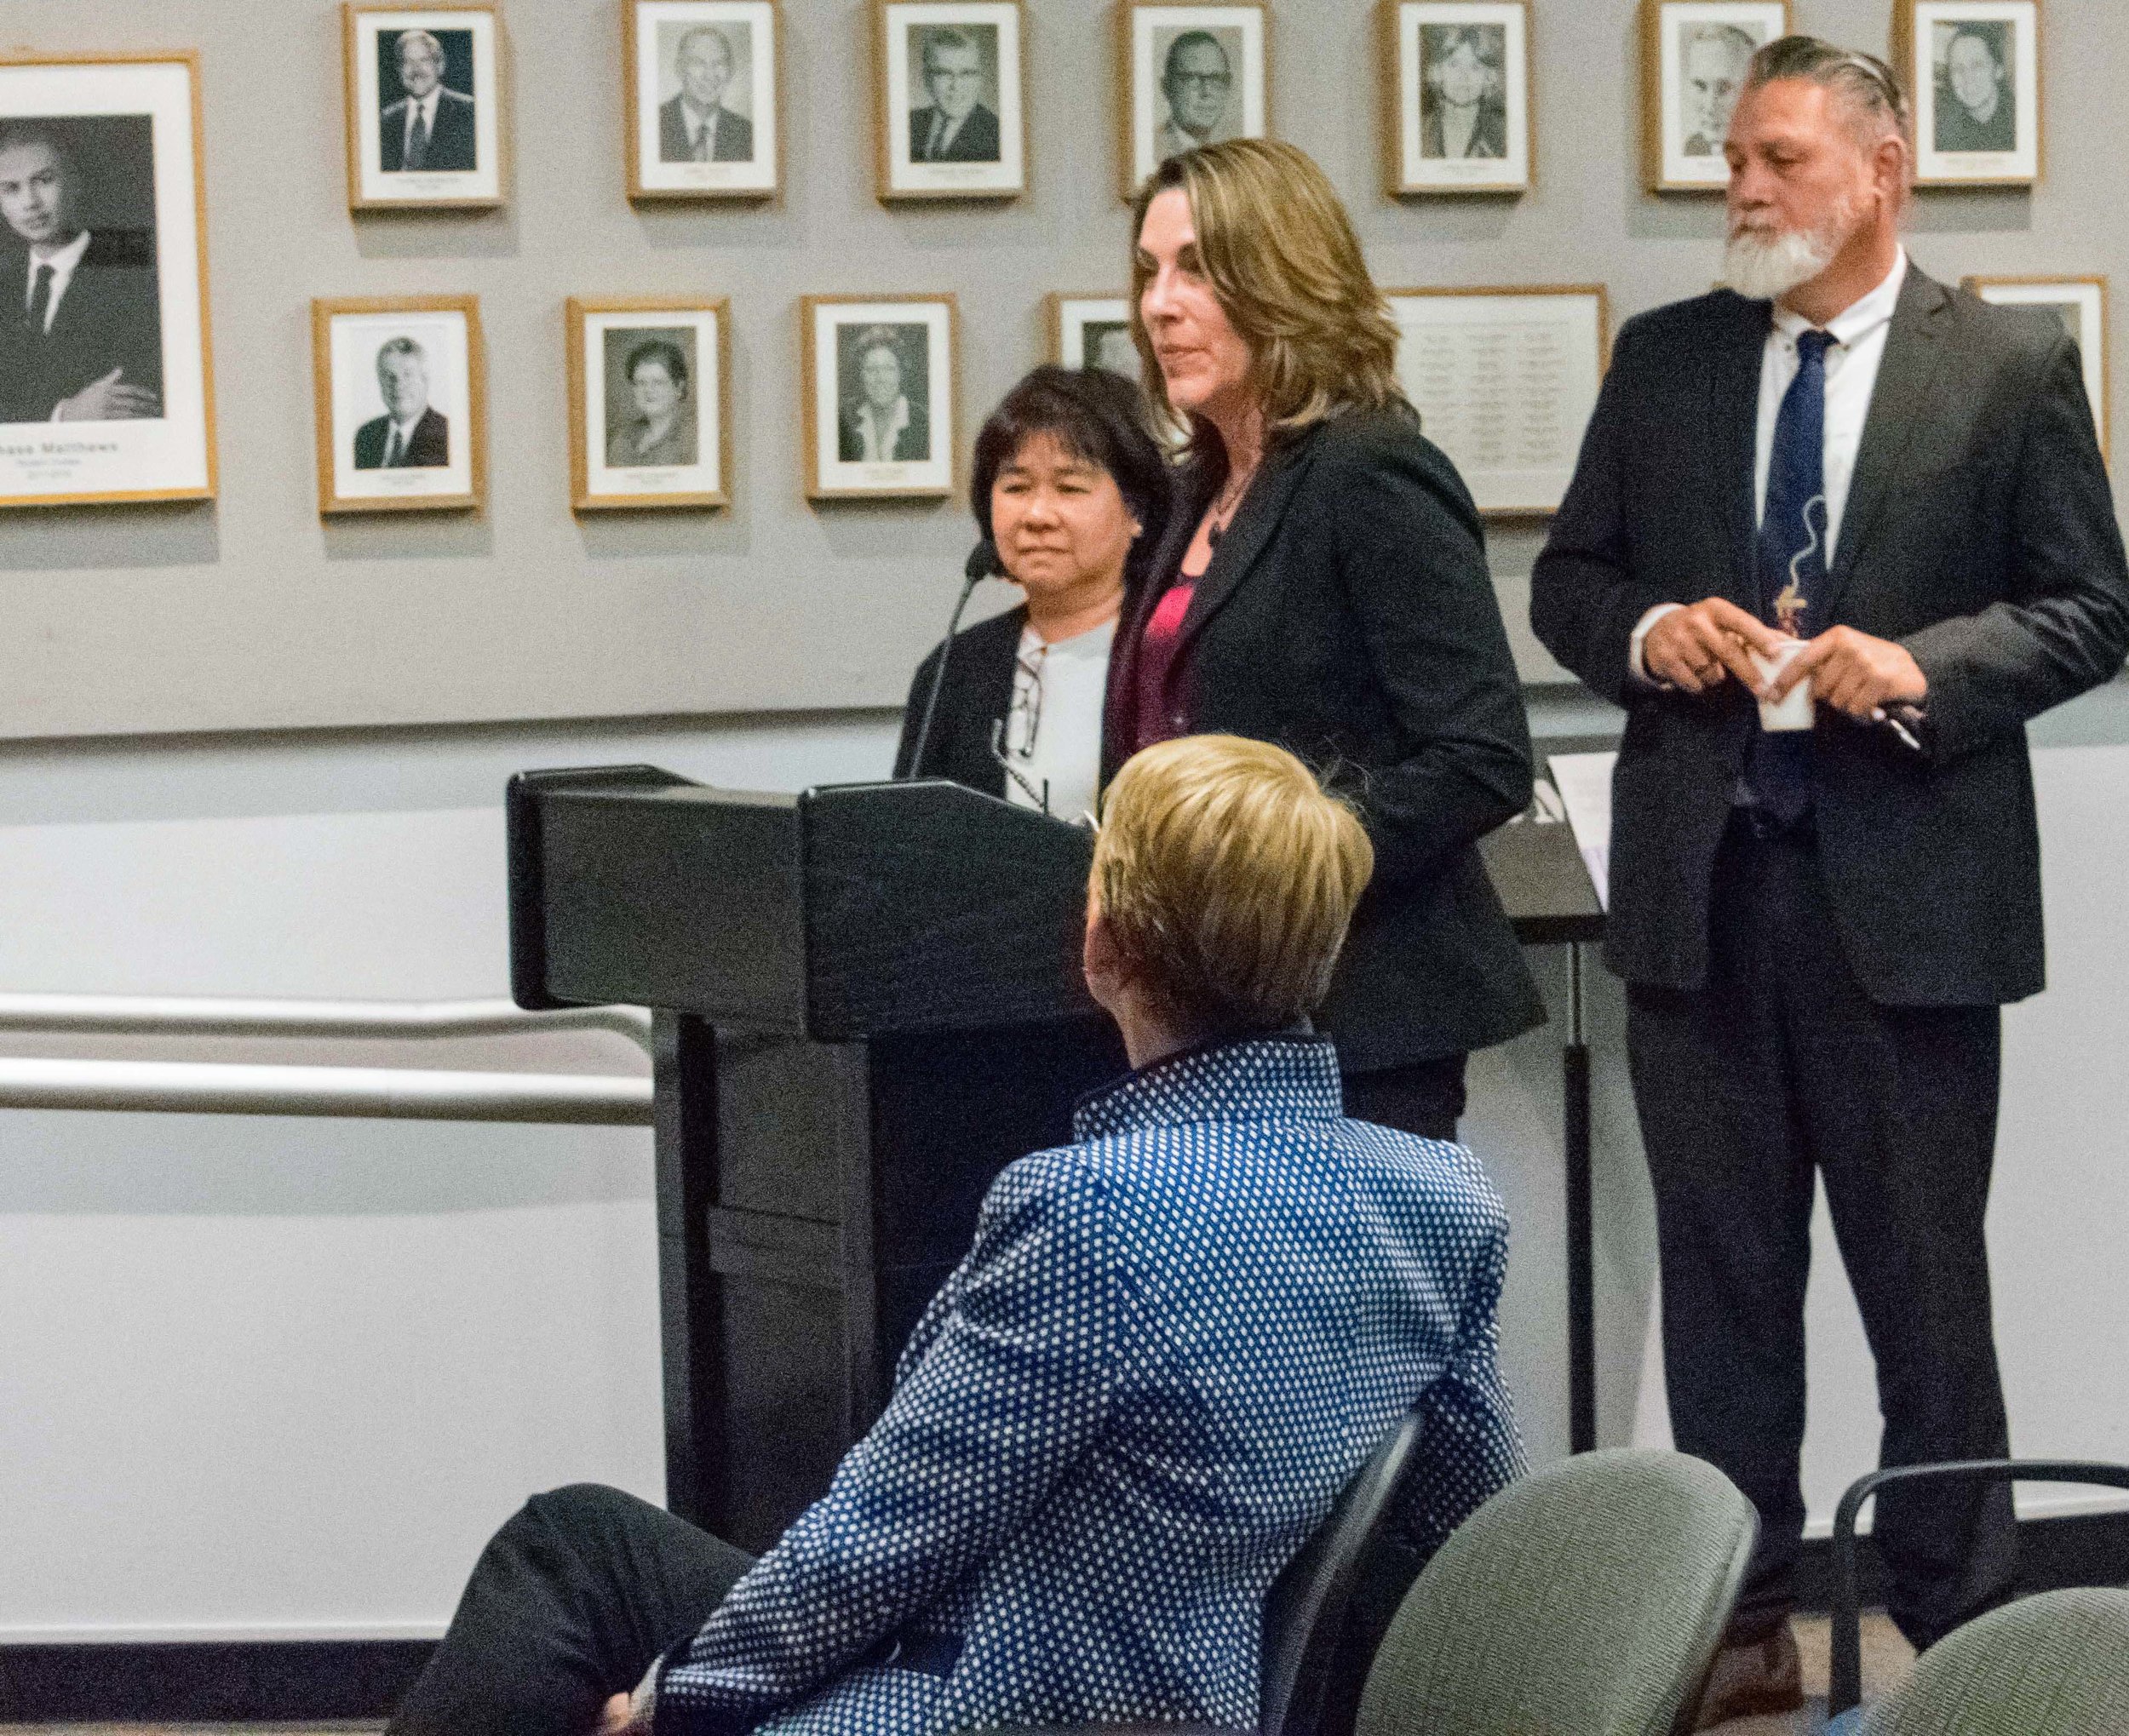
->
[[1708, 293, 1772, 612], [1823, 267, 1954, 613], [1174, 432, 1317, 658]]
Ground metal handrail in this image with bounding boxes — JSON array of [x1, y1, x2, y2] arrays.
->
[[0, 993, 653, 1126], [0, 1056, 651, 1125], [0, 992, 651, 1051]]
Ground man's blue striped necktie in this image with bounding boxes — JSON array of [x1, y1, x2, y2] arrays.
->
[[1744, 327, 1834, 828]]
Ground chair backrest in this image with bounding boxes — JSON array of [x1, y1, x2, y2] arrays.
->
[[1353, 1449, 1756, 1736], [1858, 1587, 2129, 1736], [1257, 1404, 1428, 1736]]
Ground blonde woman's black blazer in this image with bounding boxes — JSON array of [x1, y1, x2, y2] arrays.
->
[[1105, 405, 1544, 1070]]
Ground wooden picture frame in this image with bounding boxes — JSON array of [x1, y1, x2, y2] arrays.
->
[[1047, 294, 1140, 381], [344, 3, 504, 211], [800, 294, 958, 501], [568, 296, 733, 511], [1118, 2, 1269, 200], [874, 0, 1028, 202], [1380, 0, 1533, 198], [1386, 284, 1610, 516], [1965, 275, 2105, 460], [312, 295, 486, 514], [1640, 0, 1789, 193], [0, 50, 217, 509], [1897, 0, 2042, 188], [626, 0, 781, 201]]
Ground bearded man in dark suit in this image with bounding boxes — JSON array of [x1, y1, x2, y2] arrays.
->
[[0, 123, 162, 425], [381, 28, 478, 173], [1531, 37, 2129, 1729]]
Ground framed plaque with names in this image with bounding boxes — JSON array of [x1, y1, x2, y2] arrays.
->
[[1386, 285, 1609, 517]]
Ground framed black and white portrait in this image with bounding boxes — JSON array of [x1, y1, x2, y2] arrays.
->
[[1898, 2, 2040, 186], [569, 297, 731, 511], [1388, 285, 1609, 516], [1048, 295, 1142, 382], [1642, 0, 1788, 192], [627, 0, 779, 200], [801, 295, 956, 500], [0, 53, 215, 509], [875, 1, 1026, 201], [1966, 276, 2103, 458], [344, 4, 503, 209], [1121, 3, 1269, 198], [1383, 2, 1531, 197], [313, 295, 485, 513]]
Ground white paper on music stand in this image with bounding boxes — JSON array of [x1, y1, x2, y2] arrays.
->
[[1547, 751, 1616, 911]]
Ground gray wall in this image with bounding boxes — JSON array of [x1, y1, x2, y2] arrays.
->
[[5, 0, 2129, 1644], [8, 0, 2127, 737]]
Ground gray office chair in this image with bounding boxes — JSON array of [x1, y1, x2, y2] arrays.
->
[[1353, 1449, 1757, 1736], [1851, 1586, 2129, 1734], [1826, 1458, 2129, 1717]]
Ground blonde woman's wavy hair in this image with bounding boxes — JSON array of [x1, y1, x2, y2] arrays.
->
[[1128, 140, 1406, 451], [1092, 735, 1374, 1034]]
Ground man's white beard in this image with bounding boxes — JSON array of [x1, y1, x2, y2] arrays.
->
[[1723, 189, 1864, 301]]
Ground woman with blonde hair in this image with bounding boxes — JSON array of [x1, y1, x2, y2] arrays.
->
[[1107, 137, 1541, 1138]]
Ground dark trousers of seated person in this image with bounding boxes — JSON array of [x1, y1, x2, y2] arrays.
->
[[387, 1483, 754, 1736], [1627, 819, 2016, 1653], [1344, 1051, 1466, 1143]]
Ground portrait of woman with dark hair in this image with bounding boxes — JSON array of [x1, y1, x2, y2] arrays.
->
[[1419, 24, 1507, 159], [605, 335, 697, 468], [836, 323, 931, 463]]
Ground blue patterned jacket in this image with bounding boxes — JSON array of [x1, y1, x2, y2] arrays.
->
[[650, 1034, 1523, 1735]]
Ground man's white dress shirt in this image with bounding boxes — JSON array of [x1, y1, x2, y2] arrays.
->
[[1630, 248, 1908, 680], [402, 87, 442, 156], [25, 227, 90, 334]]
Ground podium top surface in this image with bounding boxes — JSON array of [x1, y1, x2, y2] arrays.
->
[[508, 765, 1604, 1034]]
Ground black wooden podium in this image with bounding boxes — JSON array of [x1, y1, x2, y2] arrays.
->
[[508, 770, 1125, 1550]]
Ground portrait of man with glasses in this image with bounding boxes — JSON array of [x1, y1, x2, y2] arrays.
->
[[1154, 27, 1238, 162]]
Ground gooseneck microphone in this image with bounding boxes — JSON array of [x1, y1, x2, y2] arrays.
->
[[903, 538, 1002, 781]]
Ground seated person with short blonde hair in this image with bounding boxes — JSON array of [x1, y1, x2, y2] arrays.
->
[[386, 734, 1524, 1736]]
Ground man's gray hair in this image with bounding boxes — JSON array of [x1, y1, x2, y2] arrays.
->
[[376, 335, 428, 368], [921, 27, 977, 72], [395, 28, 445, 61], [1744, 34, 1914, 160], [676, 25, 733, 69], [1685, 21, 1759, 62]]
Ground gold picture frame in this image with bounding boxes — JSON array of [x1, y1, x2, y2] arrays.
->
[[568, 295, 734, 512], [625, 0, 782, 202], [312, 295, 487, 514], [1385, 284, 1611, 517], [343, 3, 506, 212], [1117, 1, 1271, 201], [1640, 0, 1790, 194], [0, 50, 217, 509], [1046, 293, 1139, 378], [1896, 0, 2044, 189], [800, 294, 959, 501], [1965, 275, 2105, 461], [1380, 0, 1535, 198], [873, 0, 1029, 203]]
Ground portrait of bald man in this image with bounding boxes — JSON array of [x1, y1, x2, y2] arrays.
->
[[0, 119, 163, 426], [353, 336, 450, 469], [380, 27, 478, 173], [659, 24, 754, 163]]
